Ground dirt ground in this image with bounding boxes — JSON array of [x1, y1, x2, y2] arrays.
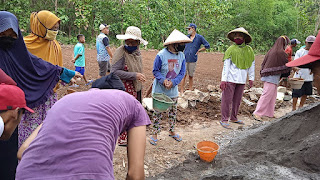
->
[[57, 45, 319, 179]]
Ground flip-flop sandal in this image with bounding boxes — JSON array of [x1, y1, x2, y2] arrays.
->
[[85, 80, 93, 86], [252, 114, 262, 121], [219, 121, 232, 129], [149, 137, 158, 146], [230, 120, 245, 125], [169, 134, 182, 142]]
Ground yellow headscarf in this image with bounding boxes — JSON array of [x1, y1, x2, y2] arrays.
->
[[24, 10, 62, 66]]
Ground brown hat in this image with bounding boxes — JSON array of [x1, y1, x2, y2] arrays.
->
[[227, 27, 252, 44]]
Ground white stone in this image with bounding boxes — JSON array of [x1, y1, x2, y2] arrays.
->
[[189, 100, 197, 107], [182, 90, 199, 101], [142, 98, 153, 111], [248, 91, 258, 101], [251, 87, 264, 95], [277, 86, 287, 93], [177, 97, 188, 109], [207, 85, 215, 92]]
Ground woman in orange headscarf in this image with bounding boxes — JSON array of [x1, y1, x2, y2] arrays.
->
[[24, 10, 62, 66], [19, 10, 63, 148]]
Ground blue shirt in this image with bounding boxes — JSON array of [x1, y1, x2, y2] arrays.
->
[[152, 48, 186, 98], [96, 33, 110, 61], [73, 43, 85, 67], [184, 33, 210, 62]]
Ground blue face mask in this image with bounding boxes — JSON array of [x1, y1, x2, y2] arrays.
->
[[124, 45, 138, 53]]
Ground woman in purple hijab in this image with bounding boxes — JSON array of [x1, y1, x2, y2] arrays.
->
[[0, 11, 80, 180]]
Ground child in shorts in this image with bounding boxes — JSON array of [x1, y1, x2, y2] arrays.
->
[[71, 34, 92, 87]]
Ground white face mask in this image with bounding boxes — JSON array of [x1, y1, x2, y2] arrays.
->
[[187, 29, 193, 35]]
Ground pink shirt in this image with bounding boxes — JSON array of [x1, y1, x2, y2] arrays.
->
[[16, 89, 151, 180]]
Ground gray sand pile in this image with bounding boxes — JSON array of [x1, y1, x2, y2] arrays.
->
[[148, 102, 320, 180]]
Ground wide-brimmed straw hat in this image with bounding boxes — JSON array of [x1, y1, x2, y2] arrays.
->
[[227, 27, 252, 44], [286, 31, 319, 67], [163, 29, 192, 46], [116, 26, 148, 45]]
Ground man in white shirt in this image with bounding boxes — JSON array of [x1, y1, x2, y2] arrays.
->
[[292, 35, 316, 110]]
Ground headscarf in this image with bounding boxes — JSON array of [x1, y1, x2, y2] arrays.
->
[[0, 11, 62, 108], [24, 10, 62, 66], [260, 36, 291, 77], [223, 43, 255, 69], [112, 45, 143, 91], [91, 72, 125, 91]]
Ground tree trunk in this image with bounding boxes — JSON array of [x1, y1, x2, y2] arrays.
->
[[314, 5, 320, 35], [55, 0, 58, 12]]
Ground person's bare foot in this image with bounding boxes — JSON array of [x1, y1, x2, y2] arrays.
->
[[252, 114, 262, 121]]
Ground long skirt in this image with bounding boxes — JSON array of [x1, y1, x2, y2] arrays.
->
[[18, 93, 58, 147], [254, 81, 278, 117]]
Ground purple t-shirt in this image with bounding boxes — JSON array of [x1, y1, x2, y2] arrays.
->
[[16, 89, 151, 180]]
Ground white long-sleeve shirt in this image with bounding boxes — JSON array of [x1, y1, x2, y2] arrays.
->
[[221, 58, 255, 84], [293, 48, 313, 82]]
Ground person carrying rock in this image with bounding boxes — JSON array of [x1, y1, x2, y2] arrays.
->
[[291, 35, 316, 111], [219, 27, 255, 129], [149, 29, 191, 145]]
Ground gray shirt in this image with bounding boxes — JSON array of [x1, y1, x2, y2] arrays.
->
[[261, 74, 281, 85], [111, 56, 137, 81]]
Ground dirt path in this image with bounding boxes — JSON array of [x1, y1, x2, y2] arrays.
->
[[58, 45, 318, 179]]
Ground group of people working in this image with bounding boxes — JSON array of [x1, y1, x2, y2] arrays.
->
[[1, 9, 320, 179]]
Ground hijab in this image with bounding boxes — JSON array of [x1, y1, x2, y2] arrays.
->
[[24, 10, 62, 66], [260, 36, 291, 77], [91, 72, 125, 91], [223, 43, 255, 69], [0, 11, 62, 108]]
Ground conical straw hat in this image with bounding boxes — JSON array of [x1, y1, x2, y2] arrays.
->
[[163, 29, 192, 46], [227, 27, 252, 44], [287, 30, 320, 67], [116, 26, 148, 45]]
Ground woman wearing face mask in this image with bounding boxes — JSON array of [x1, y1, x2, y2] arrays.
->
[[18, 10, 64, 148], [253, 36, 291, 121], [111, 26, 148, 146], [219, 27, 255, 129], [0, 11, 81, 180], [149, 29, 191, 145]]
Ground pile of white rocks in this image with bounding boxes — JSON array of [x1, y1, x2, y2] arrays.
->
[[142, 85, 296, 111]]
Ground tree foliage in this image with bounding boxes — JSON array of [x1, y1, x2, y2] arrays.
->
[[1, 0, 319, 52]]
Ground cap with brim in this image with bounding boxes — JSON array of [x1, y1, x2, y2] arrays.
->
[[286, 30, 320, 67], [306, 35, 316, 43], [227, 27, 252, 44], [291, 39, 301, 45], [163, 29, 192, 46], [0, 84, 34, 113], [116, 26, 148, 46], [99, 24, 110, 31]]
